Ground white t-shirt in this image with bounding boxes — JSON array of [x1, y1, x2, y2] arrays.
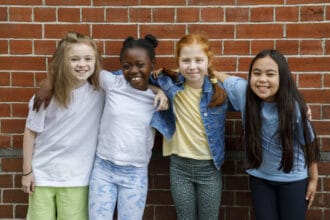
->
[[26, 82, 104, 187], [97, 70, 156, 167]]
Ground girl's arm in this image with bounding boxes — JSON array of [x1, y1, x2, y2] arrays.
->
[[22, 127, 36, 194], [213, 70, 231, 83], [306, 162, 318, 208], [148, 85, 169, 111]]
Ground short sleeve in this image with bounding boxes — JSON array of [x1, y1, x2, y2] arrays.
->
[[25, 95, 47, 133]]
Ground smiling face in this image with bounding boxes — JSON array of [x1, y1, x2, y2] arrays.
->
[[178, 44, 209, 89], [68, 43, 96, 86], [249, 56, 280, 102], [121, 47, 154, 91]]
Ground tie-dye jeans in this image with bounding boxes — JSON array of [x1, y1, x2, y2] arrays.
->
[[89, 155, 148, 220]]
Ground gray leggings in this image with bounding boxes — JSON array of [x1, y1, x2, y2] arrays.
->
[[170, 155, 222, 220]]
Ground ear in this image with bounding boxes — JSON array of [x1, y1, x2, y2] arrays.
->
[[151, 58, 156, 69]]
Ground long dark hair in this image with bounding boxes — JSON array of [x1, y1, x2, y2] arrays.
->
[[245, 49, 320, 172]]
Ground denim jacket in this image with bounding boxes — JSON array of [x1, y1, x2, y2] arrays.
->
[[150, 73, 230, 169]]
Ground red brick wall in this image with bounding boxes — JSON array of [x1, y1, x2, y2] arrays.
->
[[1, 1, 329, 219]]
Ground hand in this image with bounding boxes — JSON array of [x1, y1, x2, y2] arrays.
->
[[307, 105, 312, 120], [33, 78, 53, 112], [152, 68, 164, 79], [154, 89, 169, 111], [21, 173, 35, 194], [305, 178, 317, 208]]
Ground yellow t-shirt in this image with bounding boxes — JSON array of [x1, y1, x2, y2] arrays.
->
[[163, 84, 212, 159]]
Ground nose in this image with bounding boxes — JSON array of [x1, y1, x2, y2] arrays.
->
[[78, 59, 86, 67], [188, 61, 196, 70]]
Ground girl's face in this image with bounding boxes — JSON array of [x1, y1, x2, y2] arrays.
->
[[250, 56, 280, 102], [121, 47, 153, 91], [68, 43, 96, 86], [178, 44, 209, 89]]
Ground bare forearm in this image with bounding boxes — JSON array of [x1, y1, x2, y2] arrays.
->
[[22, 128, 36, 173]]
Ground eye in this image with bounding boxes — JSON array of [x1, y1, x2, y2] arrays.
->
[[137, 63, 145, 68], [252, 70, 261, 76], [85, 56, 95, 62], [70, 57, 79, 62], [122, 63, 131, 70]]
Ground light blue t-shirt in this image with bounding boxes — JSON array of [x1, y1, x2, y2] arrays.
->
[[223, 76, 313, 182]]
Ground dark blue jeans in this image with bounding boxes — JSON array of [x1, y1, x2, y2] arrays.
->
[[170, 155, 222, 220], [250, 175, 308, 220]]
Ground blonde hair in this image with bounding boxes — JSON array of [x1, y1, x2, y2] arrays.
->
[[49, 31, 102, 107], [175, 33, 226, 107]]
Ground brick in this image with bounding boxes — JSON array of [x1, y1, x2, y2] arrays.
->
[[153, 174, 170, 189], [0, 175, 13, 187], [58, 8, 80, 22], [276, 40, 299, 55], [9, 7, 32, 22], [153, 8, 175, 23], [0, 24, 42, 38], [251, 7, 273, 22], [12, 134, 24, 149], [225, 7, 249, 22], [189, 24, 234, 39], [0, 39, 8, 54], [15, 205, 28, 218], [0, 135, 11, 148], [324, 177, 330, 191], [34, 40, 57, 55], [156, 40, 175, 56], [213, 57, 236, 72], [324, 106, 330, 120], [0, 0, 42, 4], [130, 8, 151, 22], [311, 121, 330, 136], [306, 209, 322, 220], [224, 175, 249, 190], [300, 40, 323, 55], [300, 6, 324, 21], [224, 40, 250, 55], [318, 162, 330, 176], [12, 103, 28, 118], [325, 74, 330, 87], [0, 88, 35, 102], [276, 6, 298, 21], [1, 119, 26, 133], [140, 25, 185, 39], [0, 205, 13, 218], [0, 57, 45, 71], [1, 158, 22, 172], [177, 8, 199, 23], [12, 72, 34, 86], [93, 25, 137, 39], [44, 24, 90, 39], [221, 191, 235, 206], [226, 207, 250, 220], [9, 40, 32, 55], [45, 0, 90, 5], [237, 24, 283, 39], [3, 190, 28, 203], [251, 40, 275, 55], [298, 74, 322, 88], [154, 206, 176, 220], [140, 0, 185, 5], [201, 7, 224, 22], [147, 190, 173, 205], [189, 0, 234, 4], [34, 7, 56, 22], [105, 8, 128, 22], [0, 6, 8, 21], [82, 8, 104, 22], [287, 23, 330, 38], [288, 57, 330, 72], [236, 191, 253, 206], [0, 103, 10, 117], [93, 0, 138, 6]]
